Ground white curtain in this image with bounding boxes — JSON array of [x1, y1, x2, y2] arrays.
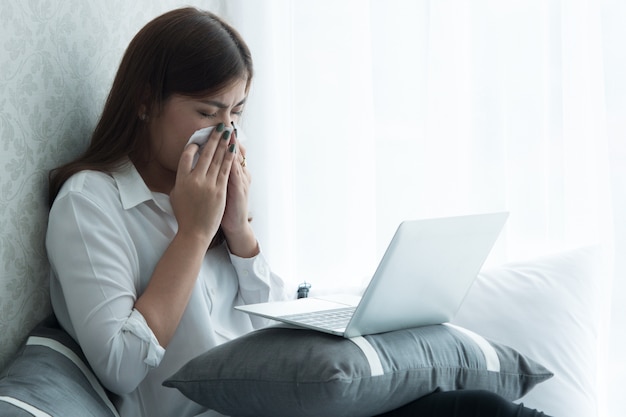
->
[[226, 0, 618, 284], [224, 0, 624, 414]]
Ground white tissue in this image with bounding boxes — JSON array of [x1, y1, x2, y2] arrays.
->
[[186, 125, 234, 168]]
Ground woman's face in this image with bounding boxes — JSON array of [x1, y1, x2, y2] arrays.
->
[[141, 78, 247, 190]]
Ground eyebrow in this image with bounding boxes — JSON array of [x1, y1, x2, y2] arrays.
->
[[200, 98, 247, 109]]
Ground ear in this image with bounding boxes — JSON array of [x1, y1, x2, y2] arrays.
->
[[138, 104, 148, 121], [138, 87, 152, 121]]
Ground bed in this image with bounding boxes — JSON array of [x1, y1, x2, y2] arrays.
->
[[0, 245, 607, 416]]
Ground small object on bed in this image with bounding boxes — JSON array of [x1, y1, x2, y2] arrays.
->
[[297, 281, 311, 299]]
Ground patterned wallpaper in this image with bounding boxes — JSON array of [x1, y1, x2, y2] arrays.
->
[[0, 0, 224, 371]]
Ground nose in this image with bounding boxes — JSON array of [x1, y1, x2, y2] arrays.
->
[[221, 117, 233, 129], [217, 114, 235, 131], [220, 119, 237, 139], [215, 112, 238, 137]]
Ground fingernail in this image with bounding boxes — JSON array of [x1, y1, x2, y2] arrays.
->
[[216, 123, 225, 132], [222, 130, 231, 140], [228, 143, 236, 153]]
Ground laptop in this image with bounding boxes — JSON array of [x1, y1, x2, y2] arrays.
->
[[236, 212, 509, 338]]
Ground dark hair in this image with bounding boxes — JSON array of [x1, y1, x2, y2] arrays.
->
[[48, 7, 253, 205]]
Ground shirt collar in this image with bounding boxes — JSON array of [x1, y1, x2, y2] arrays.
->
[[112, 161, 155, 210]]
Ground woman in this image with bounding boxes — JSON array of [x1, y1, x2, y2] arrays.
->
[[47, 7, 287, 417], [46, 7, 551, 417]]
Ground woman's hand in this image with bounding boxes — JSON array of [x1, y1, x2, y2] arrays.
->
[[137, 126, 235, 347], [170, 124, 235, 248], [221, 134, 259, 257]]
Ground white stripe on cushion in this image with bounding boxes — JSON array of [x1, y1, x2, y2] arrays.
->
[[0, 395, 52, 417], [348, 336, 385, 376], [26, 336, 121, 417], [444, 323, 501, 372]]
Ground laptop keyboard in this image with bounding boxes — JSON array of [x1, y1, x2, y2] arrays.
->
[[280, 306, 357, 329]]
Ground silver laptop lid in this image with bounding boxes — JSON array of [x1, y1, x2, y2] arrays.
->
[[343, 212, 508, 337]]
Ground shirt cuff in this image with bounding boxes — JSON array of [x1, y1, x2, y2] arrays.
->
[[228, 248, 271, 290], [123, 308, 166, 367]]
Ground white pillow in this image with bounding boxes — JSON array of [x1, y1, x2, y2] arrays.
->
[[452, 246, 606, 417]]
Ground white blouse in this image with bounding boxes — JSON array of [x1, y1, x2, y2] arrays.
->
[[46, 162, 289, 417]]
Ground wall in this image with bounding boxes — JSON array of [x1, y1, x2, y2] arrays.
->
[[0, 0, 223, 371]]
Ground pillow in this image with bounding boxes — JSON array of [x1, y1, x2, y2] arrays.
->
[[0, 315, 119, 417], [164, 323, 552, 417], [452, 245, 606, 417]]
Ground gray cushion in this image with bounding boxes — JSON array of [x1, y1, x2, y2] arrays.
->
[[0, 316, 119, 417], [164, 324, 552, 417]]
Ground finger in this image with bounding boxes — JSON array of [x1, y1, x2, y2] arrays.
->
[[228, 134, 247, 170], [230, 121, 239, 143], [178, 143, 199, 175], [206, 129, 233, 179], [216, 143, 237, 185], [228, 153, 252, 194], [195, 123, 228, 173], [238, 141, 247, 158], [234, 154, 250, 176]]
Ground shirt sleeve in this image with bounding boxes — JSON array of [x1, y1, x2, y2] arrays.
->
[[46, 190, 164, 395], [228, 247, 292, 327]]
